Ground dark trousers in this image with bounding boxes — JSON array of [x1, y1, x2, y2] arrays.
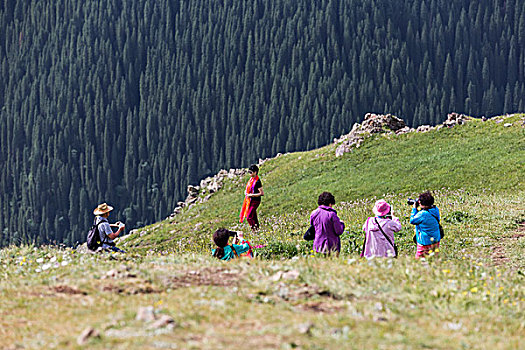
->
[[247, 200, 260, 230]]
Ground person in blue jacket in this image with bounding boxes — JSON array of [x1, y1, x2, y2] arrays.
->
[[409, 191, 441, 258], [212, 228, 251, 261]]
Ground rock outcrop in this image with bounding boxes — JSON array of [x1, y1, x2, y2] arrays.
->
[[443, 112, 471, 127], [167, 168, 248, 219], [169, 111, 488, 217], [334, 112, 474, 157], [334, 113, 409, 157]]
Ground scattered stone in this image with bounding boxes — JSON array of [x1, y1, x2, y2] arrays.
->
[[136, 306, 156, 322], [334, 112, 477, 156], [276, 284, 290, 300], [187, 185, 200, 195], [270, 271, 284, 282], [395, 126, 413, 135], [443, 112, 471, 127], [77, 327, 100, 346], [334, 113, 408, 157], [297, 322, 314, 335], [416, 125, 434, 133], [445, 322, 463, 331], [102, 266, 136, 280], [282, 270, 300, 280], [169, 167, 249, 217], [104, 269, 119, 279], [504, 123, 512, 127], [148, 315, 175, 330]]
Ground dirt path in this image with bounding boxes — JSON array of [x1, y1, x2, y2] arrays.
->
[[491, 221, 525, 267]]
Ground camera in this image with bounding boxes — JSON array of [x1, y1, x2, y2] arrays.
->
[[228, 231, 238, 238], [407, 198, 419, 206]]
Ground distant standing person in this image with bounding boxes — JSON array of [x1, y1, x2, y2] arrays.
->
[[239, 164, 264, 231], [310, 192, 345, 256], [409, 191, 442, 258], [361, 200, 402, 258], [92, 203, 126, 252]]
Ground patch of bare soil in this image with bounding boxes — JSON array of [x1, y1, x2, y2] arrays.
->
[[282, 283, 345, 301], [294, 300, 347, 314], [51, 285, 87, 295], [491, 221, 525, 267], [166, 267, 240, 288], [99, 278, 160, 295]]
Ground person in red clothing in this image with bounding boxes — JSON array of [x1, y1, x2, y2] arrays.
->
[[239, 165, 264, 231]]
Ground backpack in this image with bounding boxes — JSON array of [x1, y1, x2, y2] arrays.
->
[[86, 222, 103, 251]]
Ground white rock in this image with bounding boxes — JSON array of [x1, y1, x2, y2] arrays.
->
[[77, 327, 99, 345], [136, 306, 156, 322]]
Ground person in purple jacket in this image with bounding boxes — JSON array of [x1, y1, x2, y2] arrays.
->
[[310, 192, 345, 256]]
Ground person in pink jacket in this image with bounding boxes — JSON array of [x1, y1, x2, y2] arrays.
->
[[361, 200, 402, 258]]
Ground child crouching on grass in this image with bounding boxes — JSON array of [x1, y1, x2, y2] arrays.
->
[[212, 228, 254, 260]]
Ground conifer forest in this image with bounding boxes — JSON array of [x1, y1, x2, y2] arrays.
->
[[1, 0, 524, 246]]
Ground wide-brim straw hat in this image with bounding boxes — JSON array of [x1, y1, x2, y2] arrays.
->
[[93, 203, 114, 215], [373, 200, 391, 217]]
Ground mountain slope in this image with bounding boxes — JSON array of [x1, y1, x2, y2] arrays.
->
[[122, 114, 525, 256]]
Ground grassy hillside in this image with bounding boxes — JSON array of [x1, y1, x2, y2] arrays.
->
[[125, 114, 525, 257], [1, 115, 524, 349]]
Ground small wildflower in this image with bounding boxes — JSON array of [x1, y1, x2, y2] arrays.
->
[[434, 248, 440, 253], [499, 286, 504, 291], [462, 291, 468, 296], [503, 299, 508, 304], [486, 291, 490, 295], [470, 287, 478, 293]]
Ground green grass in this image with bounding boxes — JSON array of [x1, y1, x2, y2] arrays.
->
[[1, 115, 524, 349], [125, 115, 525, 255]]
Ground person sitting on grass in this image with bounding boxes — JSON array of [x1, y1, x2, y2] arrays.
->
[[212, 228, 253, 260], [409, 191, 441, 259], [93, 203, 126, 253]]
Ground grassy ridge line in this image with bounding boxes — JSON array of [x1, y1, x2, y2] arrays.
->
[[125, 115, 524, 253]]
